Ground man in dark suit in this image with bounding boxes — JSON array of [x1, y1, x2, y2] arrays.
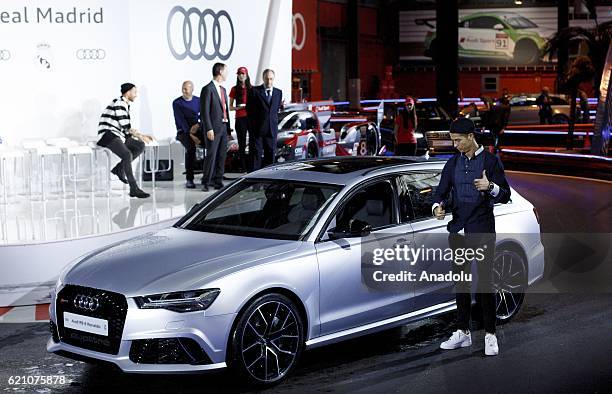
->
[[200, 62, 230, 191], [247, 69, 283, 171], [432, 118, 511, 357]]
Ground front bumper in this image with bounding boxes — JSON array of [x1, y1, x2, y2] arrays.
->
[[48, 295, 236, 373]]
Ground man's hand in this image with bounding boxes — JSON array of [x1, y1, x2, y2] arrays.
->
[[474, 170, 490, 191], [140, 134, 154, 144], [189, 124, 200, 134], [207, 130, 214, 141], [190, 134, 201, 145], [434, 205, 446, 220]]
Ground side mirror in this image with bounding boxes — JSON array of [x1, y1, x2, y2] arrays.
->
[[327, 219, 372, 240]]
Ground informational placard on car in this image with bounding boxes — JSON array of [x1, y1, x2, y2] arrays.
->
[[63, 312, 108, 336]]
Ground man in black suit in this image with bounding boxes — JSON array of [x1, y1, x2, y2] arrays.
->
[[247, 69, 283, 170], [200, 62, 230, 191]]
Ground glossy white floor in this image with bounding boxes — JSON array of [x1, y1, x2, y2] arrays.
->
[[0, 178, 222, 245], [0, 173, 239, 308]]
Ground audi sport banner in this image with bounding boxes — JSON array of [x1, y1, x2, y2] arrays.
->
[[292, 0, 317, 72], [399, 5, 612, 66], [0, 0, 292, 143]]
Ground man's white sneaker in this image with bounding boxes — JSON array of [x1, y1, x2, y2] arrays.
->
[[485, 333, 499, 356], [440, 330, 472, 350]]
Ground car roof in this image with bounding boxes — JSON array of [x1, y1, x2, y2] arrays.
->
[[462, 11, 520, 19], [244, 156, 446, 185]]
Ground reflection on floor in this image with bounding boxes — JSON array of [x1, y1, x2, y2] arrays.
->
[[0, 178, 231, 245]]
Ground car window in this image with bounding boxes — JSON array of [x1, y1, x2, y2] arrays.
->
[[279, 113, 300, 131], [396, 172, 442, 222], [185, 180, 341, 240], [468, 16, 501, 29], [550, 96, 568, 105], [300, 113, 318, 130], [325, 181, 395, 236]]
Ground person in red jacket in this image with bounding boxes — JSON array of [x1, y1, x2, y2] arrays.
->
[[394, 96, 418, 156]]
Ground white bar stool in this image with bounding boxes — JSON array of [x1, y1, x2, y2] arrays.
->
[[47, 138, 94, 198], [0, 147, 26, 205], [22, 140, 63, 201]]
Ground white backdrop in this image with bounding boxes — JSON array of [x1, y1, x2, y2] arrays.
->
[[0, 0, 292, 145]]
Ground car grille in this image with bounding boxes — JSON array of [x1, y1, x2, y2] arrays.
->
[[56, 285, 128, 355], [129, 338, 212, 365]]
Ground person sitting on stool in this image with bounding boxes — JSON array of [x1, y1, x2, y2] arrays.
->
[[173, 80, 203, 189], [97, 83, 154, 198]]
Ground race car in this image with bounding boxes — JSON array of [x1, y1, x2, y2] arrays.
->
[[422, 11, 552, 64], [275, 102, 338, 163]]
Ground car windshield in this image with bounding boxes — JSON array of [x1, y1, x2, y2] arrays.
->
[[183, 179, 341, 240], [505, 16, 537, 29]]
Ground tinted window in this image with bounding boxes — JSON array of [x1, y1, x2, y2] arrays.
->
[[396, 172, 442, 222], [185, 180, 340, 240], [468, 17, 500, 29], [326, 181, 395, 234]]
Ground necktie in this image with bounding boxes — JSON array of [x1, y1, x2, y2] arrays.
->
[[220, 86, 228, 121], [266, 89, 271, 104]]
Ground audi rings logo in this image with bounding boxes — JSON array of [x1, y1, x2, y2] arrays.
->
[[292, 13, 306, 51], [73, 295, 101, 312], [166, 6, 234, 61], [0, 50, 10, 61], [76, 49, 106, 60]]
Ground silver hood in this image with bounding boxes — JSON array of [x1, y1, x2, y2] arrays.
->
[[62, 227, 301, 297]]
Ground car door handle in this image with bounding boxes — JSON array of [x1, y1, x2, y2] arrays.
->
[[394, 238, 412, 247]]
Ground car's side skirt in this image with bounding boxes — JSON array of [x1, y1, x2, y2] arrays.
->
[[305, 300, 457, 349]]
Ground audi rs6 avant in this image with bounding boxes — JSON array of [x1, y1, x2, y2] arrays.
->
[[48, 157, 545, 386]]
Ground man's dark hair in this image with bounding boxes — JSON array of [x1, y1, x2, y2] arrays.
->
[[212, 62, 226, 77], [262, 69, 275, 78]]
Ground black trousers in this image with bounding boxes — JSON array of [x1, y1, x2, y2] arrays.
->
[[395, 143, 417, 156], [251, 133, 276, 171], [98, 134, 144, 189], [202, 125, 228, 187], [235, 116, 250, 172], [448, 232, 497, 334], [176, 130, 203, 181], [539, 110, 552, 124]]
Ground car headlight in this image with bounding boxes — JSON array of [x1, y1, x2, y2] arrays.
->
[[135, 289, 220, 313]]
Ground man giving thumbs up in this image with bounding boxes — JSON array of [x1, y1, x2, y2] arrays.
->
[[431, 118, 511, 356]]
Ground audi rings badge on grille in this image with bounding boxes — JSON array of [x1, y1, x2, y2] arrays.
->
[[73, 295, 101, 312], [292, 13, 306, 51], [0, 50, 11, 61], [166, 6, 234, 60], [76, 49, 106, 60]]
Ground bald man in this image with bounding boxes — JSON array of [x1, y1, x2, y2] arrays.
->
[[173, 81, 203, 188]]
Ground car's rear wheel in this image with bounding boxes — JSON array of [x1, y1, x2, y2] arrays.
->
[[493, 248, 527, 323], [228, 293, 304, 387], [513, 39, 539, 64]]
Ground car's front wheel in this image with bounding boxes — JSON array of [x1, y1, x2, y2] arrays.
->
[[228, 293, 305, 387], [493, 248, 528, 323]]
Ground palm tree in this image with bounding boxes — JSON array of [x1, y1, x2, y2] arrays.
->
[[544, 22, 612, 151]]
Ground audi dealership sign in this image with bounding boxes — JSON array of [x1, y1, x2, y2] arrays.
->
[[0, 0, 291, 143], [166, 6, 234, 61]]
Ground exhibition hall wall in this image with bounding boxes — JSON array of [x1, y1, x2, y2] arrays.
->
[[0, 0, 292, 144]]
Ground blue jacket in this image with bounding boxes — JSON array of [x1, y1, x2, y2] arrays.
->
[[433, 150, 511, 233]]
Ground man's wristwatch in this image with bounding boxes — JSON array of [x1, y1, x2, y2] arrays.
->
[[487, 181, 494, 193]]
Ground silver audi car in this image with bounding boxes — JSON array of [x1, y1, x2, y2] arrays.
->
[[48, 157, 545, 386]]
